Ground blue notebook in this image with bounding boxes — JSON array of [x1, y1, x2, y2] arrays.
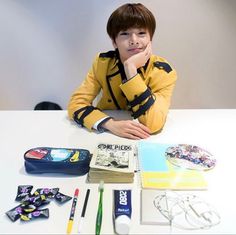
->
[[138, 142, 207, 190]]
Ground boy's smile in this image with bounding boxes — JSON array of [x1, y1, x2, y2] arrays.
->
[[113, 28, 151, 63], [128, 47, 143, 53]]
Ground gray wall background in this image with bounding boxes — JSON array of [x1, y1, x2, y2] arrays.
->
[[0, 0, 235, 110]]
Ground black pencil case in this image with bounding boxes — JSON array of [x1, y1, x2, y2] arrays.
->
[[24, 147, 91, 175]]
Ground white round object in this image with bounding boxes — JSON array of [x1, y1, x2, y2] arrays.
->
[[165, 144, 216, 171], [115, 215, 131, 235]]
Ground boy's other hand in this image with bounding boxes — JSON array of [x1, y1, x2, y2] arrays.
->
[[102, 119, 150, 140]]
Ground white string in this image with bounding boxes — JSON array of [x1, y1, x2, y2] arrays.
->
[[153, 191, 220, 230]]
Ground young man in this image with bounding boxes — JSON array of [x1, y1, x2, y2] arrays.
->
[[68, 3, 177, 140]]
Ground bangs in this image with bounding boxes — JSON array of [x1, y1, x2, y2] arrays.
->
[[115, 8, 149, 32]]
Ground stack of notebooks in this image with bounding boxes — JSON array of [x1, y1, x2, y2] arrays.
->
[[87, 143, 135, 183], [138, 142, 216, 226]]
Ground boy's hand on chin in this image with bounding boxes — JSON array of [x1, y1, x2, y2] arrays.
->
[[123, 42, 152, 79]]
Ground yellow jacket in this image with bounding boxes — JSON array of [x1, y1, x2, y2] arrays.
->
[[68, 50, 177, 133]]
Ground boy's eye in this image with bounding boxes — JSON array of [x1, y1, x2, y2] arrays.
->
[[139, 31, 146, 35], [120, 32, 128, 36]]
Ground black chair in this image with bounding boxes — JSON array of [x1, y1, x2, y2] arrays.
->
[[34, 101, 62, 110]]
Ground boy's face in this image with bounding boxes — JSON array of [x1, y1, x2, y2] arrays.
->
[[113, 28, 151, 63]]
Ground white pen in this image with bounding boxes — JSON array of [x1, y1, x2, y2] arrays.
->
[[78, 189, 90, 234]]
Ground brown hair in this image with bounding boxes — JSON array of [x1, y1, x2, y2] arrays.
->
[[107, 3, 156, 41]]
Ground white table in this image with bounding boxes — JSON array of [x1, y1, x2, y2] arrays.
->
[[0, 110, 236, 234]]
